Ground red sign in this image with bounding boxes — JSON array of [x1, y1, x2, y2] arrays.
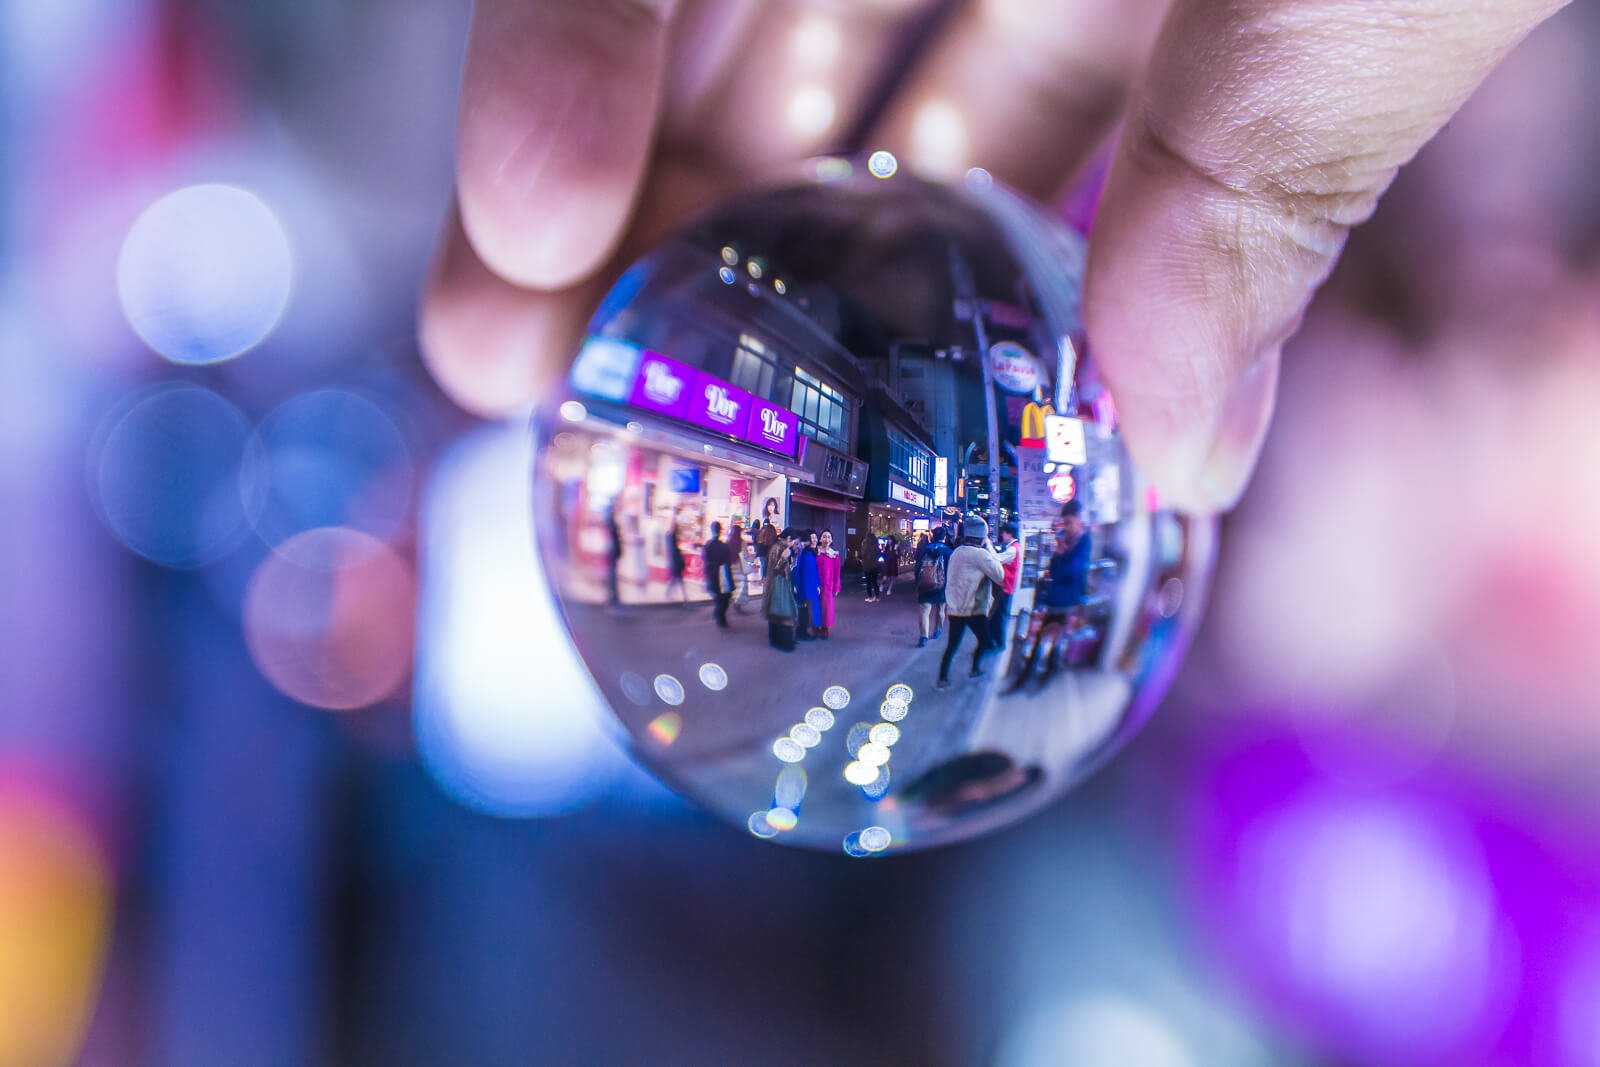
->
[[1048, 470, 1076, 504]]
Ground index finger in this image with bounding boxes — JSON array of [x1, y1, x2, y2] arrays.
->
[[456, 0, 677, 291]]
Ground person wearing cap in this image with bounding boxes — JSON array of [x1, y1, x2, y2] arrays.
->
[[936, 515, 1005, 689]]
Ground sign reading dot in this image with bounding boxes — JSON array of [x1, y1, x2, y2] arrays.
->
[[880, 702, 908, 723], [822, 685, 851, 710], [765, 807, 798, 832], [886, 683, 913, 704], [790, 723, 821, 748], [869, 723, 900, 746], [804, 706, 835, 731]]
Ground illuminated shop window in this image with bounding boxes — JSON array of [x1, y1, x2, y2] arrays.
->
[[886, 428, 931, 489]]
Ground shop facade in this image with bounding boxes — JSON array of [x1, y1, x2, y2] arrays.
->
[[553, 338, 808, 605]]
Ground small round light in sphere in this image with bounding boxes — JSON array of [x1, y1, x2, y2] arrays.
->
[[773, 738, 805, 764], [532, 161, 1214, 851], [790, 723, 822, 748], [844, 761, 880, 787], [804, 707, 835, 732], [857, 742, 892, 767]]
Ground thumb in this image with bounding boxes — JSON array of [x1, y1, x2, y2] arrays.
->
[[1085, 0, 1568, 514]]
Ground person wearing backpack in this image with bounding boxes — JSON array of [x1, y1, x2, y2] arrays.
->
[[914, 528, 951, 648], [937, 516, 1005, 689]]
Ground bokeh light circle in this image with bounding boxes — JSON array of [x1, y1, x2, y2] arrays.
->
[[698, 662, 728, 691], [243, 527, 414, 710], [116, 183, 292, 364], [88, 383, 259, 568], [773, 738, 805, 763], [804, 707, 835, 732], [653, 674, 685, 706], [244, 388, 413, 549]]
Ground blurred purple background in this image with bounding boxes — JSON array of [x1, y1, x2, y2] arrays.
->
[[6, 2, 1600, 1064]]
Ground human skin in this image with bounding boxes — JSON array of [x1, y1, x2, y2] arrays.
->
[[421, 0, 1569, 514]]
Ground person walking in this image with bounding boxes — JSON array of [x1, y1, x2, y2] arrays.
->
[[605, 507, 623, 608], [816, 529, 842, 638], [665, 522, 688, 604], [862, 535, 882, 602], [937, 516, 1005, 689], [882, 535, 901, 597], [763, 529, 798, 651], [988, 523, 1022, 650], [913, 529, 951, 647], [703, 521, 733, 629], [726, 522, 745, 611], [793, 529, 821, 641]]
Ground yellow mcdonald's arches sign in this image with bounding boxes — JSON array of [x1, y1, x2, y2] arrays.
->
[[1019, 401, 1054, 446]]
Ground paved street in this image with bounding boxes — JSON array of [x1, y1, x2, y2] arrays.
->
[[563, 579, 1131, 850]]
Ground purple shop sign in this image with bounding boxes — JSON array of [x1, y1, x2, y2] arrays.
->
[[747, 397, 800, 459], [628, 350, 695, 418], [685, 371, 754, 438]]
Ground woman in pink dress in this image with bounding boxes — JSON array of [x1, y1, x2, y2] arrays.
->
[[817, 529, 843, 638]]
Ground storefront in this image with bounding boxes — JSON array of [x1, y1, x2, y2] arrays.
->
[[552, 338, 808, 605], [855, 386, 939, 546]]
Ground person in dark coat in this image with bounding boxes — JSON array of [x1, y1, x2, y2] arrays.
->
[[703, 521, 733, 629], [793, 529, 822, 641], [862, 535, 882, 602]]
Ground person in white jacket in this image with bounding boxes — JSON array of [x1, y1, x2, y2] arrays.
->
[[937, 515, 1005, 688]]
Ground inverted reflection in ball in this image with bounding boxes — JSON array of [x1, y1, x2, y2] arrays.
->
[[532, 163, 1214, 851]]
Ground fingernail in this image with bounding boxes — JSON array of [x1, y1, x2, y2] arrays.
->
[[1196, 348, 1280, 513]]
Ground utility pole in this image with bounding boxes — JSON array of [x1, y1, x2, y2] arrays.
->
[[949, 245, 1000, 530]]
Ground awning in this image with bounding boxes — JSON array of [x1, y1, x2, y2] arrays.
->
[[790, 488, 857, 512]]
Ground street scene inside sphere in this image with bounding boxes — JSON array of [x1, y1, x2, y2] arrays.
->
[[533, 163, 1211, 852]]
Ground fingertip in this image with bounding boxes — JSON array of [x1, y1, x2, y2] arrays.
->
[[456, 0, 671, 290], [457, 176, 638, 291], [420, 209, 595, 419]]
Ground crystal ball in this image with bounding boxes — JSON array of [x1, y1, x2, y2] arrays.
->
[[532, 159, 1215, 853]]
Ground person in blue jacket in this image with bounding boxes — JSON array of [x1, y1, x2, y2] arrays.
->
[[1009, 502, 1093, 688], [793, 529, 823, 641]]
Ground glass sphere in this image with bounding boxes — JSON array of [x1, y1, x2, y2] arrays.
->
[[532, 159, 1215, 853]]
